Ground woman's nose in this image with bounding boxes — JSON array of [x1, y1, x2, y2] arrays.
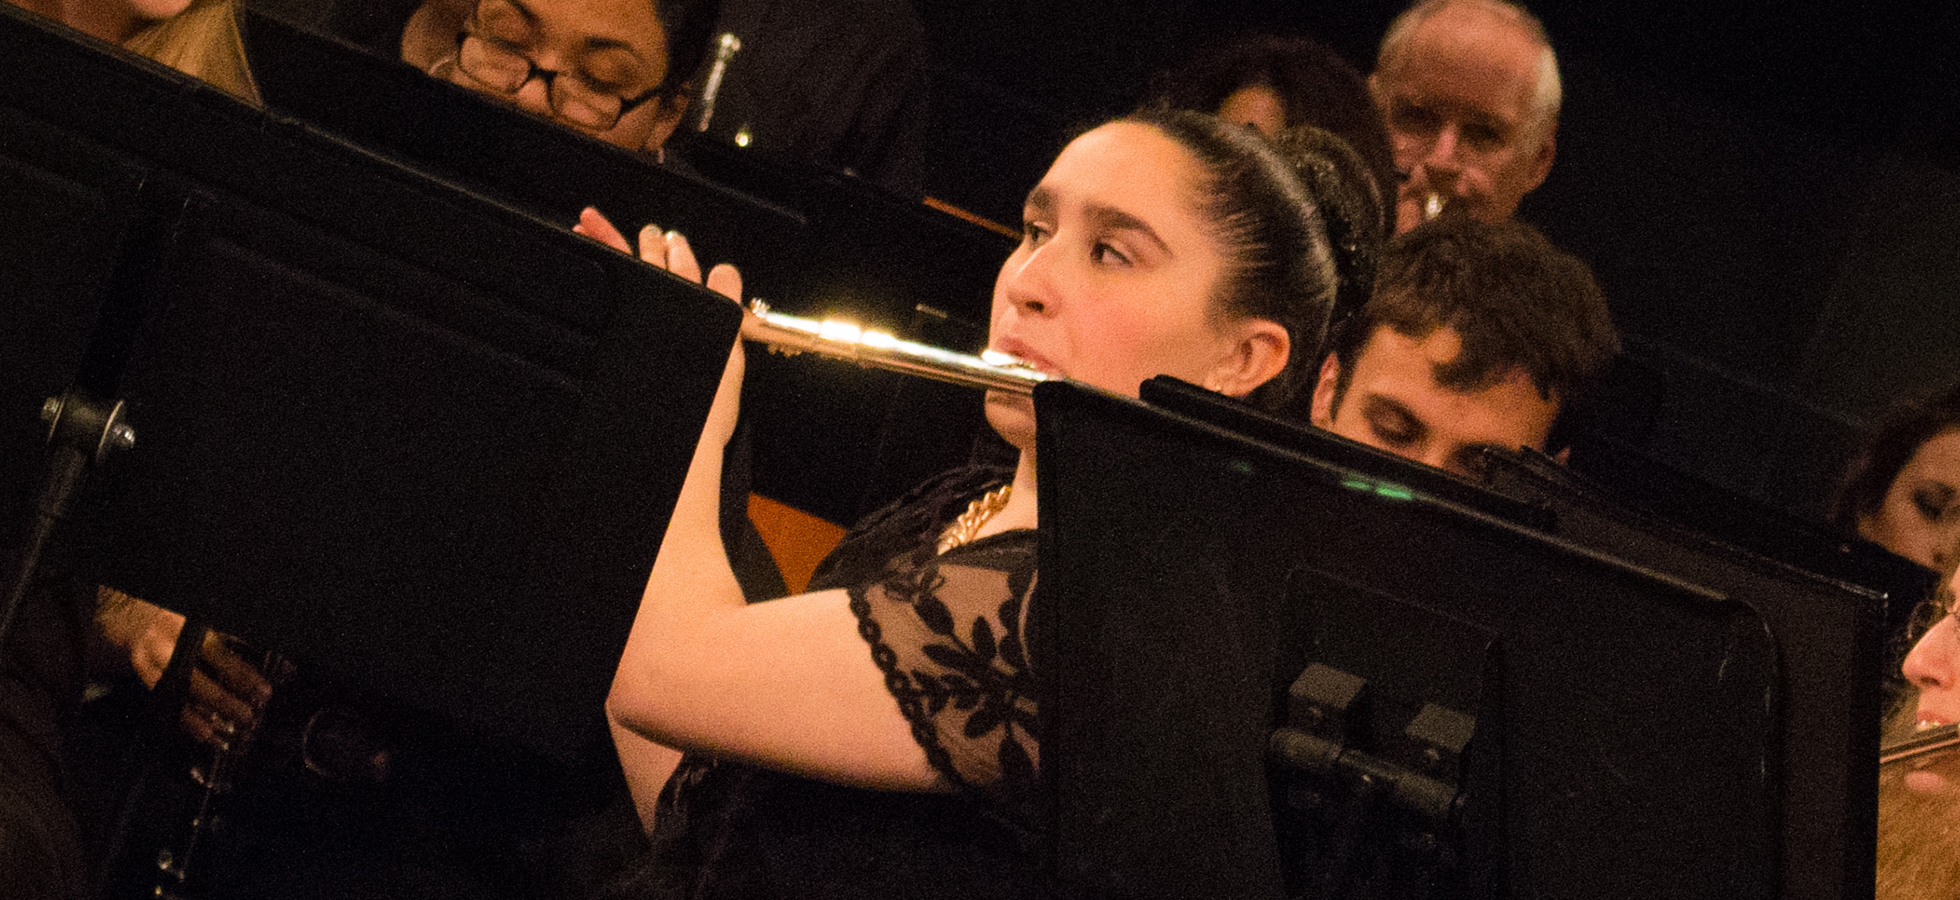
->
[[510, 74, 555, 117], [1002, 244, 1059, 316], [1931, 520, 1960, 571], [1905, 614, 1959, 693]]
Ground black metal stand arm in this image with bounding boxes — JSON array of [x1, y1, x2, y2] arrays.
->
[[0, 389, 132, 672]]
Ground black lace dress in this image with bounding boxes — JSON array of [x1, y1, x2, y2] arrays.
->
[[617, 465, 1056, 900]]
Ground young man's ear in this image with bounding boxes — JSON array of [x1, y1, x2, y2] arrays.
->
[[1309, 353, 1343, 428]]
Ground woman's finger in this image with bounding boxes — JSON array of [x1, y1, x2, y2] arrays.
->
[[660, 230, 704, 283], [634, 224, 668, 269], [706, 263, 743, 303], [574, 206, 633, 254]]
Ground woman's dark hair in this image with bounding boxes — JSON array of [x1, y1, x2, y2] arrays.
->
[[1832, 381, 1960, 534], [1145, 31, 1399, 236], [1122, 107, 1385, 417], [652, 0, 722, 97]]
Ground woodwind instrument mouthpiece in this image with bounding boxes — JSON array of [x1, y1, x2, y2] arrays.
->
[[1423, 192, 1446, 221]]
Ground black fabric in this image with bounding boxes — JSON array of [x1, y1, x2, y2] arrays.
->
[[691, 0, 929, 195], [0, 549, 90, 900], [613, 463, 1064, 900], [316, 0, 421, 55]]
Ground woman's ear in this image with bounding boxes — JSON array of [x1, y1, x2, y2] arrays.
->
[[400, 0, 474, 71], [643, 94, 691, 155], [1210, 319, 1291, 398]]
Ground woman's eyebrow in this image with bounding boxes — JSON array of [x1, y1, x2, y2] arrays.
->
[[1019, 188, 1170, 256], [1023, 185, 1055, 214], [497, 0, 646, 58], [1083, 203, 1170, 256], [489, 0, 539, 28]]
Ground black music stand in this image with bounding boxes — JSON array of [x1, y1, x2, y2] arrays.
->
[[0, 101, 145, 656], [1033, 381, 1877, 900], [1138, 376, 1556, 532], [1478, 448, 1889, 896], [1556, 434, 1935, 656], [239, 9, 1015, 525], [0, 2, 739, 762]]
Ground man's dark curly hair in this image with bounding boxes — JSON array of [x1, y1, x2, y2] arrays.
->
[[1327, 215, 1619, 413]]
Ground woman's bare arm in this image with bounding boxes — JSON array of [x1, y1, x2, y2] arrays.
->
[[586, 209, 943, 794]]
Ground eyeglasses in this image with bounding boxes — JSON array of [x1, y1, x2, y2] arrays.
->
[[448, 22, 667, 132]]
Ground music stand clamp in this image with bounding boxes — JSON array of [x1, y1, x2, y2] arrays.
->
[[1265, 661, 1477, 896], [0, 388, 133, 668], [1269, 663, 1472, 829]]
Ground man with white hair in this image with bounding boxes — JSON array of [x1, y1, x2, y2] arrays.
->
[[1371, 0, 1561, 233]]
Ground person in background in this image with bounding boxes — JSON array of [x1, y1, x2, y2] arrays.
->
[[1146, 30, 1399, 231], [1370, 0, 1559, 232], [122, 0, 255, 99], [1882, 539, 1960, 899], [1832, 381, 1960, 573], [4, 0, 185, 42], [596, 111, 1376, 897], [1310, 215, 1618, 478], [392, 0, 719, 154]]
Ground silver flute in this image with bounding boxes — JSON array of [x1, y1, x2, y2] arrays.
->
[[742, 300, 1049, 395]]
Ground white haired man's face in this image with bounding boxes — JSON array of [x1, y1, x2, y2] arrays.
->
[[1372, 1, 1556, 233]]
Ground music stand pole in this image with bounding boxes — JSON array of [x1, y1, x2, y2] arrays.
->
[[0, 388, 133, 672]]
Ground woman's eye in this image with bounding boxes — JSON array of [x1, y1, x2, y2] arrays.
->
[[1019, 220, 1049, 245], [1090, 242, 1130, 266], [579, 52, 643, 92], [1920, 490, 1952, 525]]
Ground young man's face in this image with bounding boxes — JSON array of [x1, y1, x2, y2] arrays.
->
[[1310, 325, 1559, 478]]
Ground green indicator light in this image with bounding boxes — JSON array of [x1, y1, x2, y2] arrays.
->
[[1375, 485, 1415, 501], [1228, 460, 1255, 476], [1341, 478, 1374, 492]]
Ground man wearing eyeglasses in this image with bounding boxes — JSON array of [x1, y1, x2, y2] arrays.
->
[[398, 0, 718, 153]]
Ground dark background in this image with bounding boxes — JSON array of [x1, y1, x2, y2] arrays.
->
[[911, 0, 1960, 520]]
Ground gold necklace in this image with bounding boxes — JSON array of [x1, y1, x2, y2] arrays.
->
[[937, 484, 1013, 554]]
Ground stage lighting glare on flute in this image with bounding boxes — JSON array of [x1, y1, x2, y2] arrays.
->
[[742, 300, 1050, 394]]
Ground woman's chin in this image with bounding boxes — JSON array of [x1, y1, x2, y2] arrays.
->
[[984, 391, 1036, 451]]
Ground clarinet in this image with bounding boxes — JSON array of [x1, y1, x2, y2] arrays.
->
[[152, 639, 291, 900]]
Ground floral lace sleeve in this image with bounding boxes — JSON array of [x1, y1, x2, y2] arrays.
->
[[848, 531, 1040, 805]]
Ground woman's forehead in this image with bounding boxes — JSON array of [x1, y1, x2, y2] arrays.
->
[[1037, 123, 1206, 221], [482, 0, 669, 57]]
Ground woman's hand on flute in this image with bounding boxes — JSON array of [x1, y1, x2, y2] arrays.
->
[[575, 207, 747, 450], [574, 207, 743, 302]]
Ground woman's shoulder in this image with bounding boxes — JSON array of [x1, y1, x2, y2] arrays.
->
[[808, 464, 1015, 593]]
